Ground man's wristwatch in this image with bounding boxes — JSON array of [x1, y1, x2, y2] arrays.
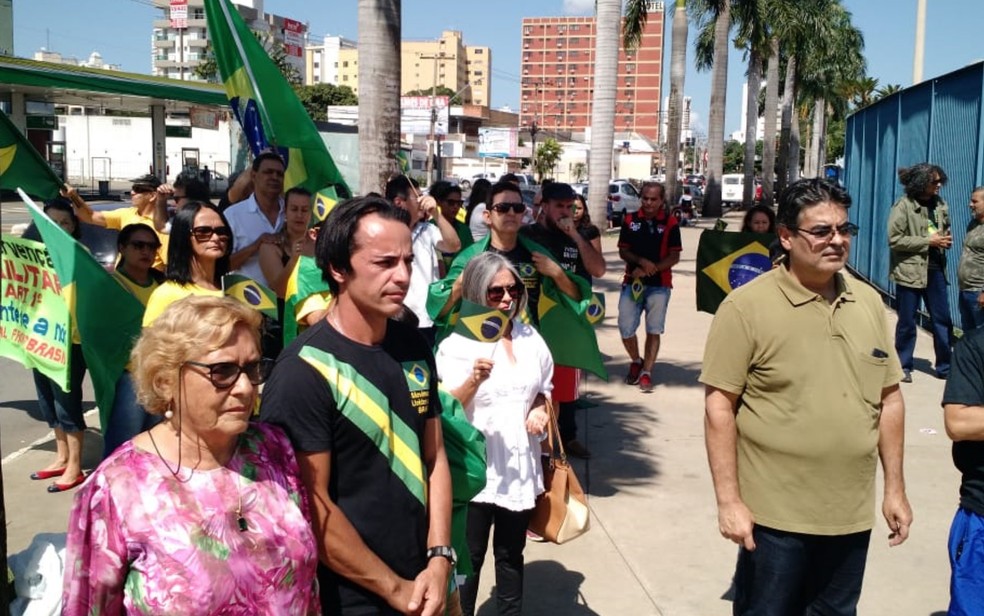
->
[[426, 545, 457, 567]]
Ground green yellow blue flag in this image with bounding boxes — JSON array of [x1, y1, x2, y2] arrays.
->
[[222, 273, 278, 319], [0, 109, 63, 200], [23, 191, 144, 430], [204, 0, 351, 203], [453, 300, 509, 343], [586, 292, 605, 326], [283, 255, 331, 344], [629, 278, 644, 303], [696, 230, 775, 314]]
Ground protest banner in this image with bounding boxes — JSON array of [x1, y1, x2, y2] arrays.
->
[[0, 234, 70, 390]]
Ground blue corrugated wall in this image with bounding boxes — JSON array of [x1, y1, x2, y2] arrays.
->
[[844, 61, 984, 329]]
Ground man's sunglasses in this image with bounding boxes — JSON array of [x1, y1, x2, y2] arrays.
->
[[487, 283, 524, 303], [184, 359, 275, 389], [191, 226, 232, 242], [489, 202, 526, 214]]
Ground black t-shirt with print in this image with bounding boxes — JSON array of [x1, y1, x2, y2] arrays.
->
[[522, 222, 593, 283], [260, 318, 440, 614], [617, 212, 682, 287], [942, 327, 984, 516], [489, 242, 542, 325]]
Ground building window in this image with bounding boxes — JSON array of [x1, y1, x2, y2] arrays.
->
[[474, 70, 483, 76], [343, 61, 349, 67], [343, 75, 348, 81], [474, 48, 484, 54], [524, 26, 532, 35]]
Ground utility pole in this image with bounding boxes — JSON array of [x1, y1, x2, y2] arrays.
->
[[912, 0, 927, 84], [420, 52, 447, 186], [529, 81, 542, 177]]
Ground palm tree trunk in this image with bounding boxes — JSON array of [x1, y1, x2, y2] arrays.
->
[[761, 38, 780, 207], [809, 98, 825, 177], [776, 53, 796, 199], [703, 0, 731, 218], [788, 93, 801, 183], [587, 0, 620, 226], [742, 50, 762, 207], [665, 0, 689, 206], [358, 0, 401, 194]]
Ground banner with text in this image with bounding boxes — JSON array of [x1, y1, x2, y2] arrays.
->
[[0, 235, 70, 390]]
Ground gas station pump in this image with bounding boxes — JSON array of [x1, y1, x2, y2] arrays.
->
[[181, 147, 200, 179], [46, 140, 66, 183]]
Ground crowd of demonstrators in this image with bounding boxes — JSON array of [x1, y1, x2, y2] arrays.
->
[[617, 182, 683, 393], [429, 180, 474, 269], [225, 152, 286, 289], [465, 178, 493, 242], [63, 297, 319, 614], [956, 186, 984, 332], [259, 187, 316, 298], [435, 252, 553, 616], [702, 178, 911, 615], [888, 163, 954, 383]]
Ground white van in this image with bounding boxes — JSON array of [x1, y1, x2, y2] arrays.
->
[[721, 174, 744, 206]]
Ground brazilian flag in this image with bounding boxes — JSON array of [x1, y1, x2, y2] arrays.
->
[[586, 292, 605, 326], [283, 255, 331, 344], [310, 192, 338, 227], [24, 192, 144, 431], [0, 109, 63, 199], [453, 300, 509, 343], [696, 230, 775, 314], [204, 0, 351, 204], [222, 274, 278, 319]]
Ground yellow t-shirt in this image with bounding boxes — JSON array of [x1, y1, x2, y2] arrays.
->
[[102, 207, 169, 270], [142, 281, 222, 326], [113, 270, 161, 307]]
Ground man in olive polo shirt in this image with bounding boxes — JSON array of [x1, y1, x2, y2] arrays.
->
[[700, 178, 913, 615]]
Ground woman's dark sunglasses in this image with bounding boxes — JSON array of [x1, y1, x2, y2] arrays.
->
[[486, 283, 524, 303], [184, 359, 275, 389], [489, 202, 526, 214], [191, 226, 232, 242], [128, 240, 161, 251]]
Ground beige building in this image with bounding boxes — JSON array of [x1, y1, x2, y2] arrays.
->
[[332, 30, 491, 106]]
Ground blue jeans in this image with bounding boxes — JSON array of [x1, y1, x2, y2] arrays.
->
[[102, 371, 161, 459], [617, 284, 671, 338], [958, 290, 984, 333], [32, 343, 87, 433], [733, 525, 871, 616], [948, 507, 984, 615], [894, 269, 953, 375]]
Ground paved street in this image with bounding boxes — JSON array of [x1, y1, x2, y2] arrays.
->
[[0, 211, 958, 614]]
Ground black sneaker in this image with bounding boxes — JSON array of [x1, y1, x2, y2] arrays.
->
[[625, 361, 643, 385], [901, 370, 912, 383]]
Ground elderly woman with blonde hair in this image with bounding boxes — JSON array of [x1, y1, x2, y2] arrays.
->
[[62, 296, 320, 615]]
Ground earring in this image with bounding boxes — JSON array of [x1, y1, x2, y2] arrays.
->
[[164, 403, 174, 421]]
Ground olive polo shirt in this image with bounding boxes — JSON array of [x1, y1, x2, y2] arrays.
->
[[700, 265, 903, 535]]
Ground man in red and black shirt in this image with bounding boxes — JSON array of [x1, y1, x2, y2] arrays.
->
[[617, 182, 683, 392]]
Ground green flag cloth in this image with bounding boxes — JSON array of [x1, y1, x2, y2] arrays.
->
[[696, 230, 775, 314], [283, 255, 331, 345], [0, 109, 63, 200], [222, 273, 278, 319], [438, 387, 487, 576], [453, 300, 509, 343], [23, 191, 144, 429], [204, 0, 351, 201], [427, 235, 608, 379], [0, 234, 72, 389]]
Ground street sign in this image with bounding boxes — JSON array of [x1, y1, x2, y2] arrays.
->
[[400, 96, 449, 136], [170, 0, 188, 29], [283, 18, 305, 58], [478, 128, 519, 158], [190, 107, 221, 130]]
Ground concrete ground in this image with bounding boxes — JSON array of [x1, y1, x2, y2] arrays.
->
[[1, 211, 957, 615]]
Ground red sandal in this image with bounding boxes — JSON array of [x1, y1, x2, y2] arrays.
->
[[30, 468, 66, 481], [47, 474, 86, 493]]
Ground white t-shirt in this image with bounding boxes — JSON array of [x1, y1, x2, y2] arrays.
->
[[224, 194, 284, 287], [406, 222, 443, 328], [468, 203, 490, 242], [435, 321, 554, 511]]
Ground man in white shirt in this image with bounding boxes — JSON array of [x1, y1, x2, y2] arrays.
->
[[385, 175, 460, 345], [224, 152, 286, 287]]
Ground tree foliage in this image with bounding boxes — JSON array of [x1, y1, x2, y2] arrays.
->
[[296, 84, 359, 121], [535, 138, 563, 180]]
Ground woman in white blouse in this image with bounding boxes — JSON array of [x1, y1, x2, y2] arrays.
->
[[435, 251, 553, 616]]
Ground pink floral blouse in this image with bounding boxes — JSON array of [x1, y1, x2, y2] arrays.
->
[[62, 423, 320, 615]]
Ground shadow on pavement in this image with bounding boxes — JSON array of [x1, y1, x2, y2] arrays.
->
[[477, 561, 599, 616], [28, 427, 104, 472]]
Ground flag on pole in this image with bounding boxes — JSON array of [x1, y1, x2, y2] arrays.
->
[[204, 0, 351, 205], [453, 300, 509, 343], [696, 230, 775, 314], [0, 109, 63, 200], [222, 273, 278, 319], [23, 190, 144, 430]]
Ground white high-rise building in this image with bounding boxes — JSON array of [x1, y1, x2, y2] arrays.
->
[[304, 35, 357, 86], [661, 95, 693, 144], [730, 81, 781, 142]]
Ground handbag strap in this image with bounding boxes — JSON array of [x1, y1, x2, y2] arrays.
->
[[543, 397, 567, 463]]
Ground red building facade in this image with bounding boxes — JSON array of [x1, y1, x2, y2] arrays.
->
[[519, 12, 664, 142]]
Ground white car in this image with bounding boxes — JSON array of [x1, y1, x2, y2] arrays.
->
[[721, 173, 744, 206], [459, 173, 498, 190], [608, 180, 642, 225]]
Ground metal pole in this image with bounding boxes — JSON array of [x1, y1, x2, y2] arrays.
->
[[179, 27, 185, 81], [913, 0, 926, 84]]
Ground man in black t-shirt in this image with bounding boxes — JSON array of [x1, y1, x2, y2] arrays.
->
[[260, 197, 453, 616], [941, 327, 984, 613]]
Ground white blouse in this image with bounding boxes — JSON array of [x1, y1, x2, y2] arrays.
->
[[436, 320, 554, 511]]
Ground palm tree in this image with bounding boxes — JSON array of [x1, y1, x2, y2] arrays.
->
[[587, 0, 623, 227], [692, 0, 732, 218], [874, 83, 902, 100], [760, 38, 780, 206], [358, 0, 401, 194], [664, 0, 690, 205]]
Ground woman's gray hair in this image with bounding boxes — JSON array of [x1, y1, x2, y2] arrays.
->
[[460, 252, 528, 320]]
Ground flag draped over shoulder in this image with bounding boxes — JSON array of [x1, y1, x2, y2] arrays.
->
[[0, 109, 63, 200], [204, 0, 350, 209], [283, 255, 331, 345], [23, 191, 144, 429], [696, 230, 775, 314]]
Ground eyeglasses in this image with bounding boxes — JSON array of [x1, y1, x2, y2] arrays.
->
[[486, 283, 524, 302], [128, 240, 161, 251], [191, 226, 232, 242], [184, 358, 275, 389], [788, 222, 859, 241], [489, 202, 526, 214], [930, 179, 943, 185]]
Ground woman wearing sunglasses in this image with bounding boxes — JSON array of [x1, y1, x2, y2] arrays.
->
[[435, 252, 553, 616], [63, 296, 320, 615], [143, 201, 232, 326]]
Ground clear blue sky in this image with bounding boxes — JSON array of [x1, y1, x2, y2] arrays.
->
[[11, 0, 984, 137]]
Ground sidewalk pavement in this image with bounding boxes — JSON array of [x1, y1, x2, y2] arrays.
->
[[2, 212, 956, 615]]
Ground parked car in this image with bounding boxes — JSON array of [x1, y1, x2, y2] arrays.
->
[[459, 172, 499, 191], [571, 183, 589, 198], [721, 173, 744, 207], [608, 179, 642, 227]]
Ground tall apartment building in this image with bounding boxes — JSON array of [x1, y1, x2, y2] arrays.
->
[[0, 0, 13, 57], [304, 35, 357, 86], [151, 0, 305, 81], [34, 50, 121, 71], [661, 95, 692, 143], [519, 2, 665, 142], [333, 30, 491, 107]]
